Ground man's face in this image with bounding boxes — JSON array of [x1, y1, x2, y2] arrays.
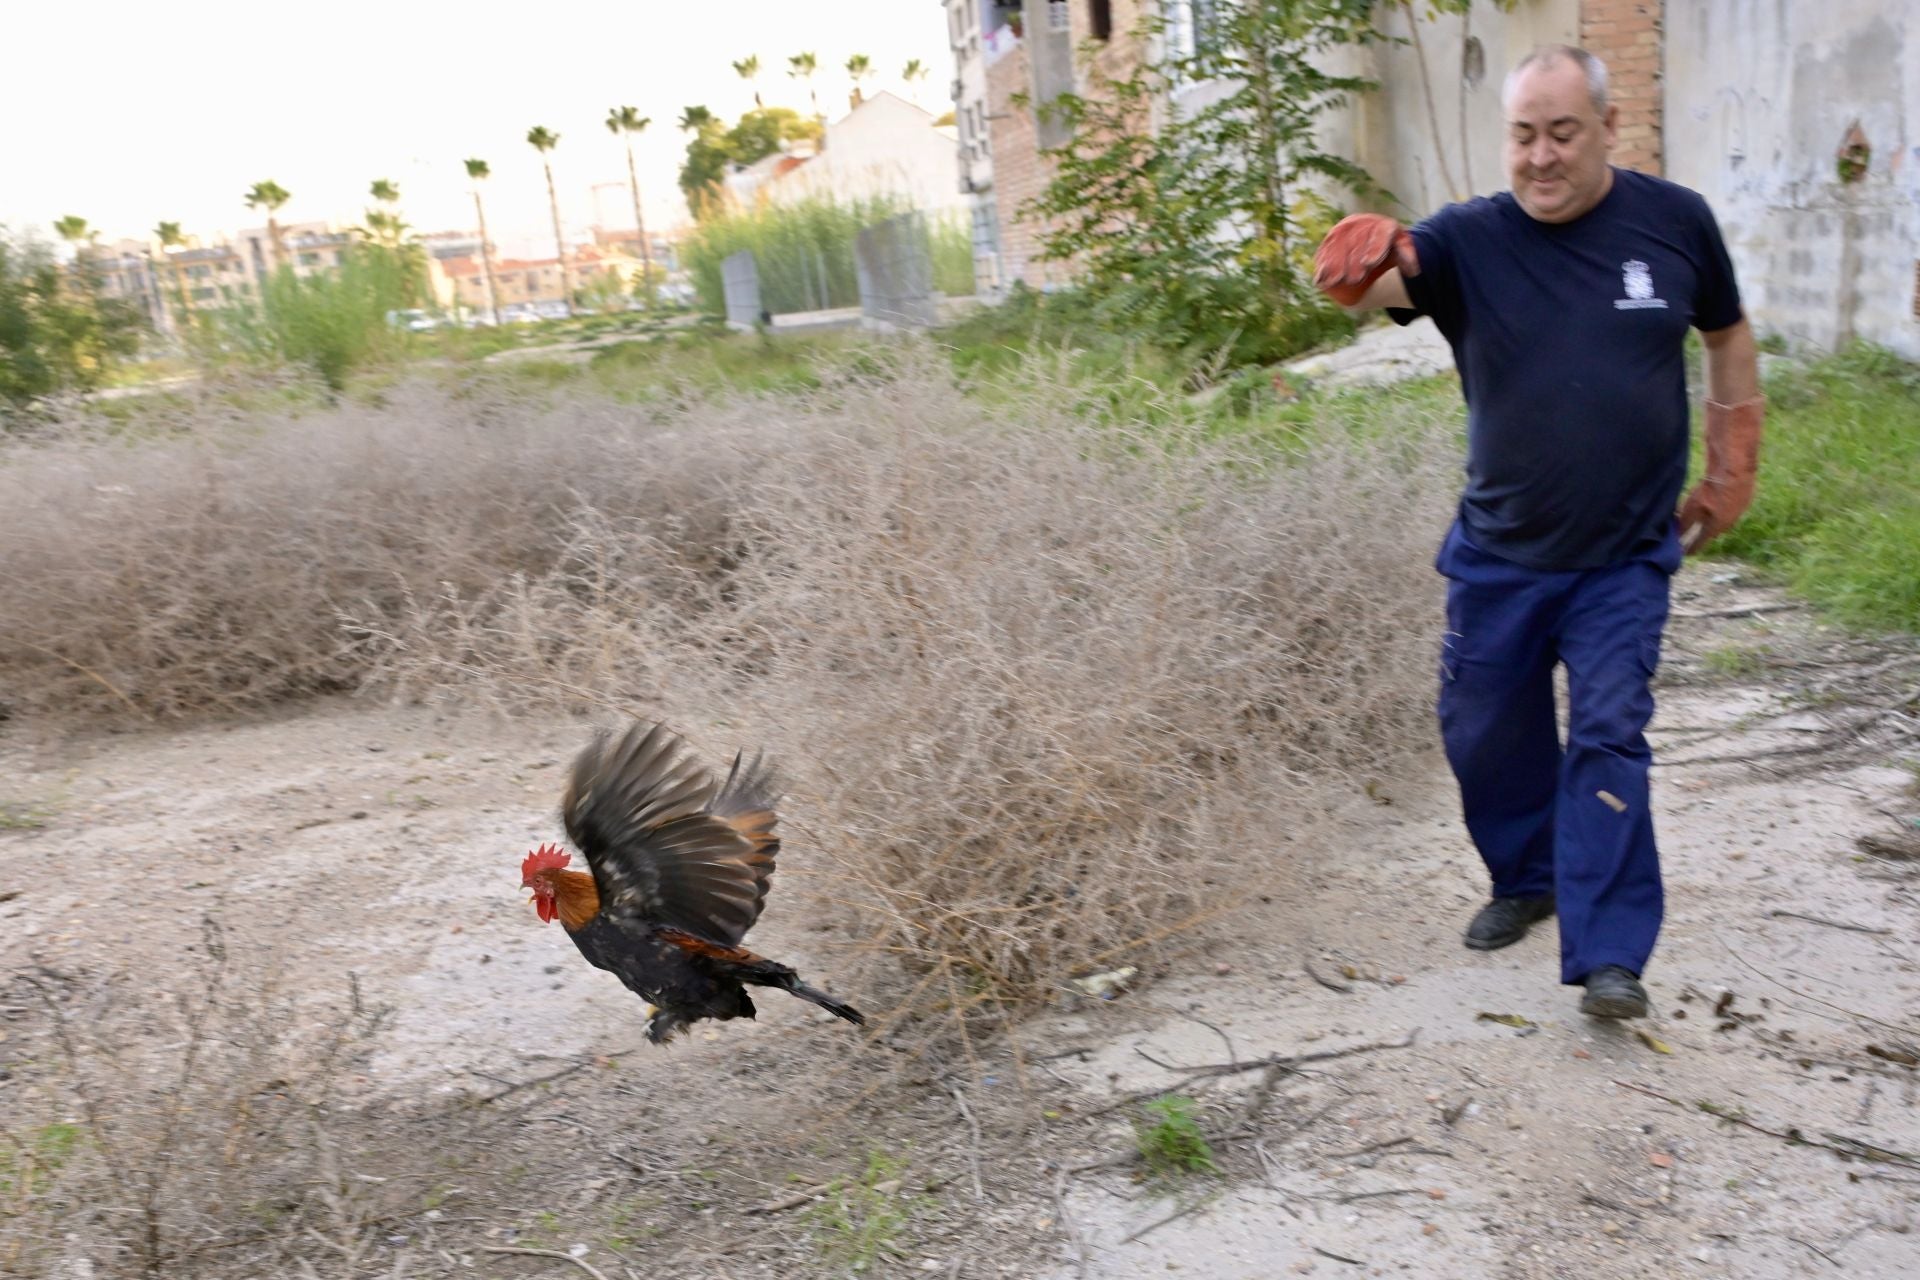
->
[[1504, 58, 1618, 223]]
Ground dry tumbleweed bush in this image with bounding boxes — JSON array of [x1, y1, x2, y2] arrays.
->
[[0, 921, 448, 1278], [0, 350, 1459, 1031]]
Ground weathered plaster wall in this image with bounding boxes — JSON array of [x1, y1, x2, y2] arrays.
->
[[1666, 0, 1919, 357], [1346, 0, 1582, 218]]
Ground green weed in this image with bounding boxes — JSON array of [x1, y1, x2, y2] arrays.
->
[[1132, 1095, 1219, 1181]]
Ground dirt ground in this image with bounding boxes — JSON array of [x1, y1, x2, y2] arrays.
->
[[3, 561, 1917, 1279]]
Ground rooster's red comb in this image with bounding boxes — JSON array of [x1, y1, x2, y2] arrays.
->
[[521, 843, 571, 881]]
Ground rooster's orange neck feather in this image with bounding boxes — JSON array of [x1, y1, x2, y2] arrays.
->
[[551, 869, 601, 931]]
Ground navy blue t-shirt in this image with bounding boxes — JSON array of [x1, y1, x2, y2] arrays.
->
[[1390, 168, 1744, 571]]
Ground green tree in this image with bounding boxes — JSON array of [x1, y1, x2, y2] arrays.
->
[[733, 54, 763, 108], [525, 126, 574, 316], [846, 53, 873, 105], [677, 107, 823, 218], [154, 220, 193, 332], [677, 105, 731, 217], [1022, 0, 1380, 366], [0, 230, 143, 407], [605, 105, 656, 308], [464, 158, 502, 322], [51, 216, 95, 299], [244, 180, 292, 273], [355, 179, 428, 305], [52, 215, 94, 252], [788, 51, 820, 119]]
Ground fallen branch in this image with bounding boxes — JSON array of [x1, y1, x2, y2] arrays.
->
[[1664, 741, 1844, 768], [1312, 1245, 1368, 1266], [1050, 1166, 1089, 1278], [1324, 1136, 1412, 1160], [743, 1187, 821, 1215], [1718, 935, 1920, 1040], [1121, 1195, 1215, 1245], [1767, 910, 1891, 936], [1788, 1235, 1841, 1267], [1335, 1187, 1420, 1204], [1612, 1081, 1920, 1171], [946, 1082, 986, 1202], [1670, 602, 1806, 620], [479, 1245, 612, 1280], [1090, 1031, 1419, 1117], [473, 1045, 641, 1104]]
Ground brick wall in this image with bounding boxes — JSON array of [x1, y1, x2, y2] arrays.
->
[[985, 45, 1056, 289], [1580, 0, 1664, 175], [986, 2, 1153, 289]]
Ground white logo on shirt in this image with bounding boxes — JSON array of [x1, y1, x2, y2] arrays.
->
[[1615, 260, 1668, 310]]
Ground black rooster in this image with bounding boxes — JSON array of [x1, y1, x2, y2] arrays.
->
[[520, 721, 863, 1044]]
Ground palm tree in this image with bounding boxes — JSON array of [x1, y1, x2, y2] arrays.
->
[[903, 58, 930, 107], [370, 178, 401, 205], [788, 51, 820, 120], [845, 53, 873, 106], [605, 106, 655, 311], [464, 158, 502, 323], [733, 55, 763, 109], [677, 104, 715, 134], [525, 126, 573, 316], [52, 216, 94, 299], [53, 215, 93, 252], [154, 220, 193, 331], [244, 180, 292, 276], [360, 209, 410, 249]]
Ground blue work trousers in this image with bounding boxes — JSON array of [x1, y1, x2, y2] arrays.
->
[[1435, 519, 1682, 985]]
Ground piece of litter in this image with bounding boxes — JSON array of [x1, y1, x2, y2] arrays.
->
[[1070, 966, 1138, 998], [569, 1244, 589, 1258], [1634, 1028, 1673, 1055], [1649, 1151, 1674, 1169], [1476, 1012, 1535, 1029], [1596, 790, 1628, 813]]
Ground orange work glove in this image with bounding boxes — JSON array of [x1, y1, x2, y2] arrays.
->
[[1677, 395, 1764, 553], [1312, 213, 1420, 307]]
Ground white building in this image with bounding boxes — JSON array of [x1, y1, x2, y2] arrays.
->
[[722, 91, 970, 225], [943, 0, 1020, 295]]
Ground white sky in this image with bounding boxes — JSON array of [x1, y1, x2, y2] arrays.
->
[[1, 1, 952, 259]]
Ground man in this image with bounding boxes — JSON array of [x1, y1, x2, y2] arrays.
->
[[1311, 45, 1762, 1019]]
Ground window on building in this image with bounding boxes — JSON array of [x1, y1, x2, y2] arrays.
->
[[970, 201, 1000, 258], [1167, 1, 1226, 62], [1089, 0, 1112, 40]]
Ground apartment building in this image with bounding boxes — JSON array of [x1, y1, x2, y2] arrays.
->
[[942, 0, 1023, 294], [429, 244, 651, 316]]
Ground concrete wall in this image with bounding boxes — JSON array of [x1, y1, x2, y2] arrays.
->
[[1345, 0, 1580, 218], [1665, 0, 1920, 357], [777, 92, 972, 220]]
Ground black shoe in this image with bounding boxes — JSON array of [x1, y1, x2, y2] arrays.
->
[[1463, 894, 1556, 951], [1579, 965, 1649, 1019]]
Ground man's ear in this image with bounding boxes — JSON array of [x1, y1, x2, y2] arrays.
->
[[1602, 104, 1620, 150]]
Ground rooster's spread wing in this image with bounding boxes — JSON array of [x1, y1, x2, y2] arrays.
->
[[561, 721, 780, 945]]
